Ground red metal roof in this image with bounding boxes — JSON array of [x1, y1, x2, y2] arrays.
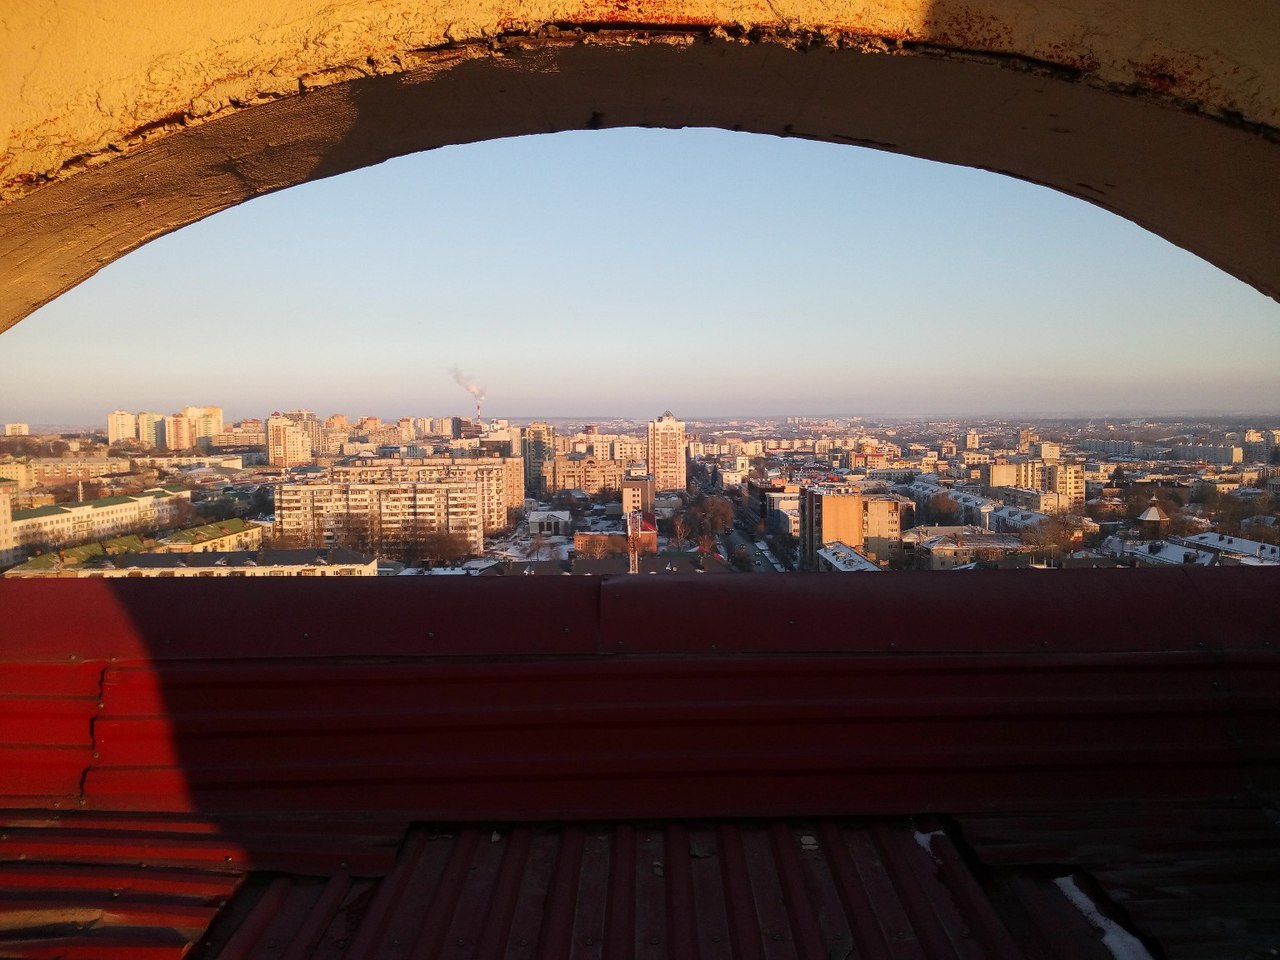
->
[[0, 568, 1275, 957], [192, 819, 1146, 960]]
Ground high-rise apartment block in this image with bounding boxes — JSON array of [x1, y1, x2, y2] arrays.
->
[[106, 410, 137, 445], [163, 414, 193, 451], [647, 412, 687, 492], [137, 412, 166, 449], [267, 414, 314, 467], [182, 406, 224, 446], [521, 422, 556, 495], [4, 424, 30, 437]]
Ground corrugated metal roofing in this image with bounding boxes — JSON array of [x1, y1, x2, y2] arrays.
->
[[0, 569, 1275, 958], [190, 819, 1151, 960]]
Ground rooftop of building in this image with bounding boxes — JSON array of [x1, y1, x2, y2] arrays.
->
[[0, 569, 1275, 958], [160, 517, 256, 545], [85, 547, 375, 570], [817, 542, 883, 571]]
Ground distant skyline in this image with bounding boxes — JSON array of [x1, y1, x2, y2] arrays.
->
[[2, 127, 1278, 425]]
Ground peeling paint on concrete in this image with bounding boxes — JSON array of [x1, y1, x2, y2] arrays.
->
[[0, 4, 1278, 329]]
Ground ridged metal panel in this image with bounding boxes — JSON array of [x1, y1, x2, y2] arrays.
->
[[0, 660, 101, 806], [0, 569, 1274, 958], [75, 651, 1278, 818], [0, 567, 1274, 662], [191, 820, 1139, 960]]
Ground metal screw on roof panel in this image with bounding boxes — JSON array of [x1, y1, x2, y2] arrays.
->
[[563, 627, 571, 633], [92, 752, 99, 759], [458, 939, 466, 946], [77, 799, 86, 806], [428, 631, 435, 638], [225, 855, 233, 862], [303, 633, 309, 639], [651, 937, 661, 945], [97, 701, 104, 709], [788, 619, 795, 626], [585, 938, 594, 945], [340, 861, 348, 868]]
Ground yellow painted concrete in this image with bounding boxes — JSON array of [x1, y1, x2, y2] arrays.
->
[[1, 1, 1278, 327]]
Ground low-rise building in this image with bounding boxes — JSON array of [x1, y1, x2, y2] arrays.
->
[[816, 542, 883, 572], [7, 548, 376, 578], [527, 510, 572, 536], [156, 517, 263, 553], [9, 487, 193, 552], [914, 531, 1030, 570], [1169, 532, 1280, 565], [994, 486, 1068, 513]]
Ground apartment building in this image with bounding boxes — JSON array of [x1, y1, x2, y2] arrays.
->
[[799, 486, 863, 570], [267, 415, 314, 467], [329, 457, 523, 532], [7, 487, 193, 552], [0, 484, 19, 568], [521, 422, 556, 495], [647, 412, 687, 492], [7, 548, 377, 579], [542, 456, 627, 496], [274, 481, 485, 554], [1045, 462, 1086, 510], [107, 410, 137, 445]]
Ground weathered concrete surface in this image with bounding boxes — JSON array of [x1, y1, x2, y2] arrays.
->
[[1, 1, 1279, 329]]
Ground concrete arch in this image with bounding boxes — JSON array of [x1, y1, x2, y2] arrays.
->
[[2, 1, 1278, 331]]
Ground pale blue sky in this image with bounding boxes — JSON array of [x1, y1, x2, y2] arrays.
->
[[2, 127, 1277, 427]]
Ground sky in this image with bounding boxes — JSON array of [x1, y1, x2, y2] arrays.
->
[[2, 126, 1278, 427]]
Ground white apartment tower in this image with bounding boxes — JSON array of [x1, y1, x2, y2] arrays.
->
[[106, 410, 137, 445], [647, 412, 687, 492]]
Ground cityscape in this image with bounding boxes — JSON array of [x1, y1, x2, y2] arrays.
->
[[3, 403, 1277, 578]]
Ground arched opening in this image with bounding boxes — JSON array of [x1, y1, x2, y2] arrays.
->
[[3, 13, 1280, 330], [1, 8, 1279, 958]]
